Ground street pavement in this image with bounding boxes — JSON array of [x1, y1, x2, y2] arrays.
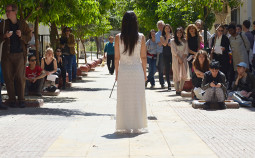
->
[[0, 64, 255, 158]]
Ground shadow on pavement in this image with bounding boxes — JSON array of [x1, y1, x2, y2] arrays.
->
[[74, 79, 96, 83], [0, 108, 114, 117], [65, 87, 110, 92], [42, 96, 77, 103], [102, 133, 143, 139]]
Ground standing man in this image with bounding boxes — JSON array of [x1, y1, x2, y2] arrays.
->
[[251, 21, 255, 36], [156, 20, 165, 88], [104, 36, 115, 75], [0, 4, 31, 108]]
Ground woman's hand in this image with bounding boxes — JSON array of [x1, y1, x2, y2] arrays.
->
[[210, 82, 216, 87], [46, 71, 51, 76], [115, 73, 118, 81]]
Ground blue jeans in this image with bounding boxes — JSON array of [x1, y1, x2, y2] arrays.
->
[[147, 57, 157, 86], [72, 55, 77, 80], [63, 55, 74, 82], [157, 53, 165, 85]]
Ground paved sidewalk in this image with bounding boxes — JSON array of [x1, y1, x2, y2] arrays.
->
[[0, 65, 255, 157]]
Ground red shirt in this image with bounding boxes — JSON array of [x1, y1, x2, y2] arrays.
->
[[26, 65, 43, 79]]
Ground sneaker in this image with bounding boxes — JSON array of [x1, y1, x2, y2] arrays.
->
[[168, 86, 171, 90], [35, 93, 42, 97], [0, 104, 8, 110], [150, 85, 155, 89], [203, 102, 211, 110], [7, 101, 17, 108], [18, 101, 26, 108], [161, 84, 165, 89], [218, 102, 227, 110], [176, 91, 181, 95]]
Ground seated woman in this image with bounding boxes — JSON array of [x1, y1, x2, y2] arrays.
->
[[25, 54, 46, 96], [228, 62, 255, 107], [202, 60, 227, 110], [192, 50, 210, 99], [55, 48, 66, 89], [41, 47, 59, 88]]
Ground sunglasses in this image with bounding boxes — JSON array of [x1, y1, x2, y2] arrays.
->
[[30, 59, 36, 62]]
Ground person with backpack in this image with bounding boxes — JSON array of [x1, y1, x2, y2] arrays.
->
[[228, 23, 250, 71]]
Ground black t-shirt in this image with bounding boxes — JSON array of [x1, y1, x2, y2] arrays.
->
[[188, 36, 199, 54], [60, 37, 70, 55], [204, 71, 223, 85], [9, 20, 23, 53]]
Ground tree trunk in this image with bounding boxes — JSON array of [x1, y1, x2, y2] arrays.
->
[[50, 22, 59, 50], [80, 38, 87, 64], [95, 36, 99, 59], [19, 5, 24, 21], [76, 40, 79, 66], [34, 16, 40, 65]]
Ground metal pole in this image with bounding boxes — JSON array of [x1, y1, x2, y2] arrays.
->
[[109, 80, 117, 98], [204, 6, 209, 53]]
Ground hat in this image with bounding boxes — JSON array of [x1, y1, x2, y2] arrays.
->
[[237, 62, 247, 68]]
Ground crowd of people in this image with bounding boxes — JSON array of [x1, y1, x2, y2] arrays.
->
[[145, 19, 255, 110], [0, 4, 78, 110]]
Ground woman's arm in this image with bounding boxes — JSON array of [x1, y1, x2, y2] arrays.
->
[[35, 70, 46, 80], [160, 36, 167, 46], [41, 58, 45, 70], [140, 35, 147, 81], [114, 35, 120, 81], [67, 34, 76, 47], [50, 59, 58, 74]]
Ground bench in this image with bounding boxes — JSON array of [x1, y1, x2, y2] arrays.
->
[[192, 100, 239, 109]]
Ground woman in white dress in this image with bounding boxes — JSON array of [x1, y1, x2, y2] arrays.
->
[[171, 27, 190, 95], [114, 11, 148, 133]]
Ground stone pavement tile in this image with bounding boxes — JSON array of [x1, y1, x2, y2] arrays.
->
[[130, 155, 174, 158], [129, 122, 173, 157], [42, 118, 104, 157]]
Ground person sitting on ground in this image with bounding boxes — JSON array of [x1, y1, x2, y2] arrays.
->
[[41, 47, 59, 88], [228, 62, 255, 107], [201, 60, 227, 110], [25, 54, 46, 96], [55, 48, 66, 89], [192, 50, 210, 99]]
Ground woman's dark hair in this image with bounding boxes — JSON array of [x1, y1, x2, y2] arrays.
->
[[162, 24, 172, 36], [120, 11, 139, 56], [216, 24, 224, 31], [28, 54, 36, 61], [148, 29, 156, 39], [192, 50, 210, 73], [62, 27, 72, 34], [209, 60, 220, 69], [186, 24, 199, 41], [174, 27, 184, 46]]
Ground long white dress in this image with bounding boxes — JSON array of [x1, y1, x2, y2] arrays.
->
[[116, 33, 148, 133]]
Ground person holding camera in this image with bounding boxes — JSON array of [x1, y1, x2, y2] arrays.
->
[[201, 60, 227, 110], [0, 4, 31, 108]]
